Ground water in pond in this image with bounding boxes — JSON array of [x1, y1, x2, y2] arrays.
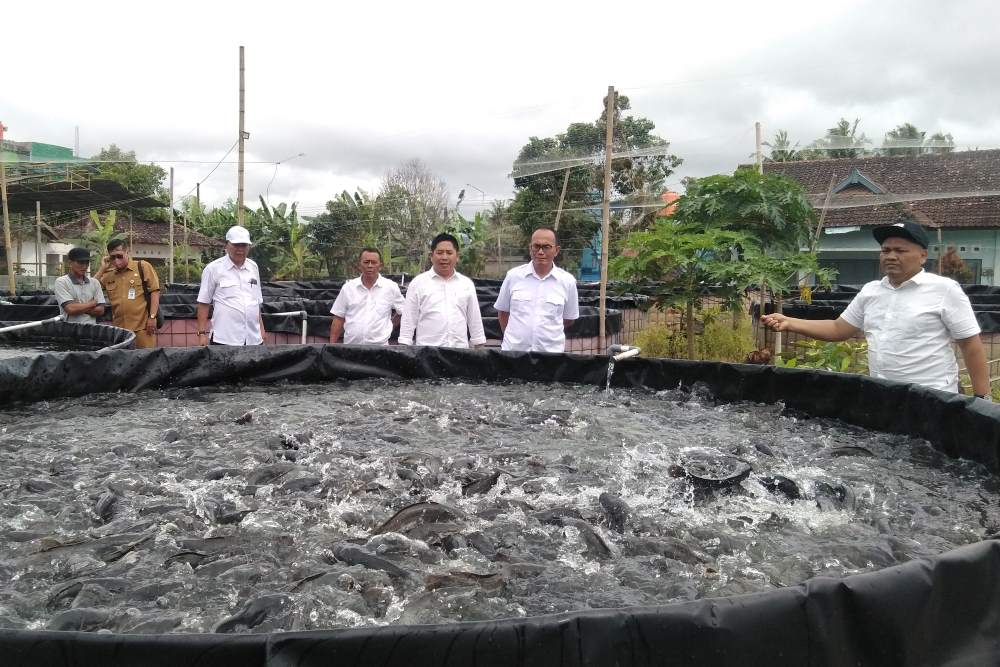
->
[[0, 379, 997, 634]]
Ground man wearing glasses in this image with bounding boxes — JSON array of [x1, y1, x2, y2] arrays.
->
[[493, 227, 579, 353], [94, 240, 161, 349]]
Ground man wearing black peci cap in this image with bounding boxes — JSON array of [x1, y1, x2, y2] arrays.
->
[[53, 247, 106, 325], [762, 217, 991, 400]]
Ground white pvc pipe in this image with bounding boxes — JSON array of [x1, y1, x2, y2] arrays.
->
[[0, 314, 64, 335], [267, 310, 308, 344]]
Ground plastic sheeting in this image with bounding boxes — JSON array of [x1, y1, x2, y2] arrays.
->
[[0, 319, 135, 351], [0, 345, 998, 665]]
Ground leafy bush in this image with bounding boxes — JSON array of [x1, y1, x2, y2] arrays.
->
[[634, 307, 755, 362], [775, 339, 869, 374]]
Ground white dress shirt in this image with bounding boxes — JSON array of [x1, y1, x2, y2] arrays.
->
[[494, 263, 580, 352], [197, 255, 264, 345], [398, 269, 486, 348], [330, 275, 405, 345], [840, 269, 981, 392]]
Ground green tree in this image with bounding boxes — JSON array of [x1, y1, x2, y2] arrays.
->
[[882, 122, 926, 157], [763, 130, 802, 162], [446, 211, 488, 277], [671, 170, 816, 252], [378, 159, 450, 270], [309, 190, 386, 277], [91, 145, 168, 216], [75, 210, 125, 270], [272, 211, 322, 280], [925, 131, 955, 155], [805, 118, 870, 159], [510, 94, 682, 271]]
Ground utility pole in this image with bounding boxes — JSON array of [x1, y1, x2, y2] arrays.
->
[[168, 167, 175, 283], [553, 167, 571, 231], [0, 120, 15, 295], [36, 201, 42, 288], [74, 126, 80, 158], [599, 86, 616, 351], [754, 121, 763, 174], [237, 45, 246, 227]]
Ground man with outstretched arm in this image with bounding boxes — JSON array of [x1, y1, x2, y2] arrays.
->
[[762, 217, 991, 400]]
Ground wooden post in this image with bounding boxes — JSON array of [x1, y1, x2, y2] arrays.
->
[[0, 158, 14, 295], [36, 201, 42, 288], [599, 86, 616, 351], [168, 167, 175, 284], [937, 226, 943, 274], [237, 46, 246, 227], [553, 167, 571, 231], [811, 173, 838, 253], [754, 121, 763, 174]]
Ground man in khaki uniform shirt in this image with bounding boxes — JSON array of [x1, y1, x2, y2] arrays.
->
[[94, 239, 161, 348]]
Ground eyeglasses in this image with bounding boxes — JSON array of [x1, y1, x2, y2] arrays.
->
[[109, 254, 126, 260], [530, 244, 555, 253]]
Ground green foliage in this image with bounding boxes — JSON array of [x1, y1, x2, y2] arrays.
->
[[634, 307, 755, 362], [881, 122, 925, 157], [446, 211, 488, 277], [172, 244, 204, 284], [775, 339, 869, 374], [78, 210, 124, 269], [91, 145, 168, 219], [510, 95, 682, 269], [672, 170, 816, 252], [803, 118, 870, 159], [763, 130, 802, 162]]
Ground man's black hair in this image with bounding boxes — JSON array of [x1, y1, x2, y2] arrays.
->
[[359, 247, 382, 261], [430, 232, 460, 252], [107, 238, 128, 253]]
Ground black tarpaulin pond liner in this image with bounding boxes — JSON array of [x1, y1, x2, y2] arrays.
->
[[0, 319, 135, 352], [0, 345, 998, 666]]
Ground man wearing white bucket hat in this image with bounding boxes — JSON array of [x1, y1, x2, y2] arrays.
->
[[196, 225, 266, 346]]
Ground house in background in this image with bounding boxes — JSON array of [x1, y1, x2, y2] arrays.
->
[[51, 215, 223, 279], [764, 150, 1000, 285]]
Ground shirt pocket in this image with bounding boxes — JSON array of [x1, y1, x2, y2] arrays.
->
[[543, 294, 566, 318]]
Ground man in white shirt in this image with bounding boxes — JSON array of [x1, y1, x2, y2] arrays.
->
[[398, 233, 486, 348], [494, 227, 580, 352], [53, 247, 106, 324], [329, 247, 405, 345], [196, 225, 267, 346], [762, 218, 991, 398]]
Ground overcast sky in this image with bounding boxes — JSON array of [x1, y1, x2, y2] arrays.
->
[[3, 0, 998, 217]]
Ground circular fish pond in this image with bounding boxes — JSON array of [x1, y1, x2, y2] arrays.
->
[[1, 377, 997, 634]]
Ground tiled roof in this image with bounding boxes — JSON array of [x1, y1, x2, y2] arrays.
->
[[762, 150, 1000, 229], [52, 217, 224, 248]]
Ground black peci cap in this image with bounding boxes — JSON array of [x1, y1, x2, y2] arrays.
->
[[872, 218, 929, 249], [67, 247, 92, 263]]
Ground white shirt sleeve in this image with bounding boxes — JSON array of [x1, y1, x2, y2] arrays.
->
[[563, 278, 579, 321], [942, 281, 981, 339], [466, 281, 486, 346], [53, 277, 74, 306], [398, 280, 418, 345], [494, 273, 513, 313], [197, 264, 217, 305], [840, 291, 867, 329], [330, 287, 349, 318], [391, 283, 405, 315]]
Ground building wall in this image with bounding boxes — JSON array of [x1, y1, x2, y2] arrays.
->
[[818, 227, 999, 286]]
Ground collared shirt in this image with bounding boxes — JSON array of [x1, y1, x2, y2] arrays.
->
[[53, 273, 106, 324], [99, 259, 160, 333], [330, 274, 405, 345], [197, 255, 264, 345], [494, 263, 580, 352], [840, 269, 981, 392], [398, 269, 486, 348]]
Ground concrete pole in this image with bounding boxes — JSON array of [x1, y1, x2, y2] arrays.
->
[[36, 201, 42, 288], [754, 121, 763, 174], [0, 159, 14, 295], [237, 46, 246, 227]]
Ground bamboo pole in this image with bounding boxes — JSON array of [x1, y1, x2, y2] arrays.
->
[[599, 86, 616, 351], [0, 159, 14, 295]]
